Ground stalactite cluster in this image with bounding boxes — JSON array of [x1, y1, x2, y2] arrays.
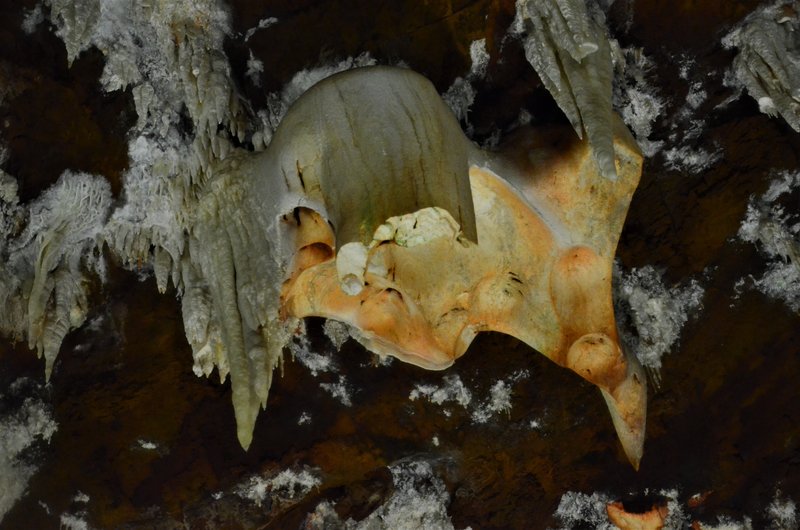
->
[[2, 0, 654, 462], [723, 0, 800, 132]]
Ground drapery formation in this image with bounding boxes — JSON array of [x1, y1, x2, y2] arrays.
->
[[1, 0, 652, 464]]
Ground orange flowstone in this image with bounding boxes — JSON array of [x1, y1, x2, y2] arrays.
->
[[281, 118, 647, 468], [607, 501, 669, 530]]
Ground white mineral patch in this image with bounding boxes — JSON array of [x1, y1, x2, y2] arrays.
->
[[246, 50, 265, 86], [0, 168, 16, 200], [72, 491, 90, 503], [320, 376, 353, 406], [471, 380, 512, 424], [0, 382, 58, 524], [365, 353, 394, 368], [660, 488, 690, 528], [410, 375, 473, 409], [298, 412, 312, 425], [619, 87, 665, 156], [59, 513, 91, 530], [698, 516, 754, 530], [290, 328, 337, 376], [614, 264, 705, 377], [737, 170, 800, 312], [304, 500, 342, 529], [683, 81, 708, 115], [469, 39, 490, 79], [767, 491, 798, 530], [763, 170, 800, 203], [305, 459, 456, 530], [471, 370, 528, 424], [243, 16, 278, 42], [136, 439, 158, 451], [612, 44, 665, 157], [649, 54, 725, 173], [21, 4, 44, 34], [84, 313, 106, 332], [553, 491, 615, 530], [294, 347, 337, 377], [411, 371, 528, 423], [442, 38, 489, 128], [323, 320, 351, 351], [236, 467, 321, 507], [103, 134, 187, 281], [663, 144, 722, 173], [0, 169, 20, 246], [758, 96, 777, 115], [357, 460, 454, 530]]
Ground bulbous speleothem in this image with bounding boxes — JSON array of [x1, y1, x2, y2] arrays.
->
[[269, 67, 647, 468], [1, 64, 646, 466]]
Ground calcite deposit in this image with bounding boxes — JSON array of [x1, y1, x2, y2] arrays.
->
[[2, 0, 641, 458], [2, 0, 800, 528], [176, 65, 645, 462], [279, 73, 646, 465]]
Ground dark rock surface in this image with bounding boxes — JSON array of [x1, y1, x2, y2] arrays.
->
[[1, 0, 798, 528]]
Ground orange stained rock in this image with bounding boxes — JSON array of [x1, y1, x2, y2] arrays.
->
[[281, 118, 647, 468], [607, 501, 669, 530]]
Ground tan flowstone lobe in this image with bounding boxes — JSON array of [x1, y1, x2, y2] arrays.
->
[[606, 500, 669, 530], [280, 102, 646, 468]]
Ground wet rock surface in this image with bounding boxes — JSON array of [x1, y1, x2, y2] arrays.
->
[[1, 0, 799, 528]]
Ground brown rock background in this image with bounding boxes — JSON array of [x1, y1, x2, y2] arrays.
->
[[1, 0, 799, 528]]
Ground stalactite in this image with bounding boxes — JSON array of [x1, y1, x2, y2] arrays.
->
[[0, 172, 110, 379], [512, 0, 617, 179], [723, 0, 800, 132]]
